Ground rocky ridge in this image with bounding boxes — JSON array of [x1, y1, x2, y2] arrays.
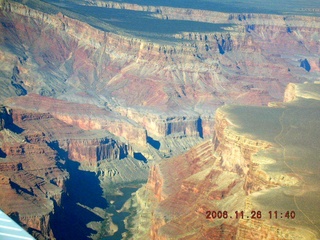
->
[[0, 105, 149, 238], [1, 0, 319, 145], [1, 0, 320, 238], [0, 106, 68, 239], [127, 82, 320, 239], [6, 94, 147, 147]]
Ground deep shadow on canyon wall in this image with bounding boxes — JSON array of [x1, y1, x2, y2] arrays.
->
[[49, 143, 108, 240]]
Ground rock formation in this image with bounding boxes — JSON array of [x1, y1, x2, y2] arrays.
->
[[0, 108, 68, 239], [1, 0, 320, 238], [0, 104, 144, 238], [128, 82, 320, 239], [6, 94, 147, 147], [0, 105, 12, 130], [1, 0, 319, 144]]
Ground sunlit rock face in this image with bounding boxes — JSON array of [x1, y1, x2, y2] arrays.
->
[[0, 105, 137, 238], [0, 108, 68, 239], [128, 82, 320, 240], [10, 106, 134, 167], [1, 0, 320, 238], [1, 0, 320, 143], [6, 94, 148, 147]]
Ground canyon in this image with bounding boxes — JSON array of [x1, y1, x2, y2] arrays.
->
[[129, 82, 320, 239], [0, 0, 319, 239]]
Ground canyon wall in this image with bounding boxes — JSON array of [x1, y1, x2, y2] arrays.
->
[[0, 105, 12, 130], [117, 107, 205, 138], [1, 0, 320, 238], [1, 0, 320, 145], [283, 82, 320, 102], [6, 94, 148, 146], [88, 1, 320, 27], [58, 137, 132, 167], [0, 108, 68, 239], [129, 82, 320, 239], [11, 106, 135, 164], [0, 105, 141, 238]]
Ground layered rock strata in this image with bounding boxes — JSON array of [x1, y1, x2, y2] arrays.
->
[[0, 108, 68, 239], [1, 0, 319, 144], [6, 94, 147, 146], [128, 82, 320, 239], [11, 107, 133, 166], [0, 105, 141, 238], [1, 0, 320, 238]]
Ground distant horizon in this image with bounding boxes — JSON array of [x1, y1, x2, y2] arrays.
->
[[69, 0, 320, 16]]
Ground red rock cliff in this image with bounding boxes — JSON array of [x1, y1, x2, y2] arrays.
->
[[0, 108, 68, 239]]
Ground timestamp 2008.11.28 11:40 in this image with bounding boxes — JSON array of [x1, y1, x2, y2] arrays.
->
[[205, 210, 296, 220]]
